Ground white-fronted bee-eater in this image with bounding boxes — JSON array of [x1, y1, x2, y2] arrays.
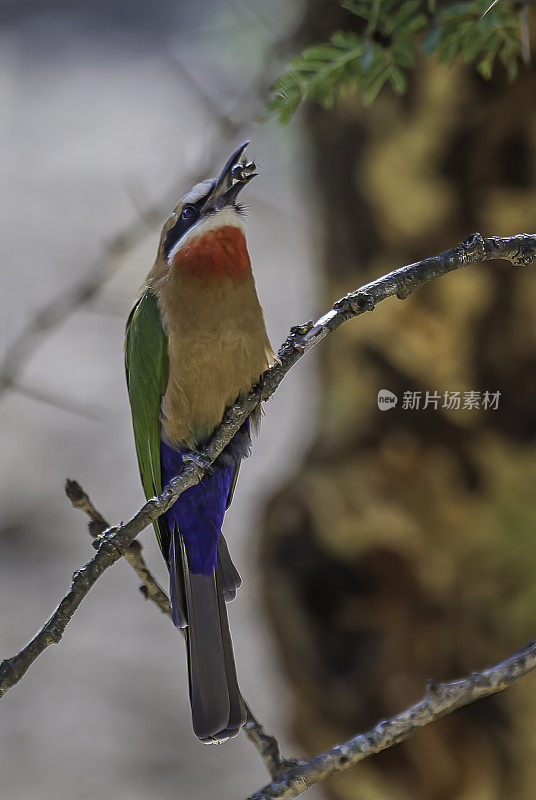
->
[[125, 142, 273, 742]]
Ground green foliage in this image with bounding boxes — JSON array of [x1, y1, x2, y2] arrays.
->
[[270, 0, 526, 121]]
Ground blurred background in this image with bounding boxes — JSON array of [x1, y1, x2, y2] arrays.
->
[[0, 1, 318, 798], [2, 1, 536, 799]]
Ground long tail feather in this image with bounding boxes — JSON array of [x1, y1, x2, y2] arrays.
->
[[173, 533, 244, 742], [215, 558, 247, 738]]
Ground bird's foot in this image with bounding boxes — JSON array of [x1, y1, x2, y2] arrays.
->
[[182, 451, 214, 474]]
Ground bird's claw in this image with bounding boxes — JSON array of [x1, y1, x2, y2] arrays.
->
[[182, 451, 214, 473]]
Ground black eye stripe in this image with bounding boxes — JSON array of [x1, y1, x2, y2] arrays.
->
[[163, 198, 204, 258]]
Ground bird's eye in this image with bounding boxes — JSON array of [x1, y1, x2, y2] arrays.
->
[[181, 204, 197, 221], [163, 203, 200, 258]]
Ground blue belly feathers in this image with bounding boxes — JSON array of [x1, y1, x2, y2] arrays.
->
[[160, 423, 250, 575]]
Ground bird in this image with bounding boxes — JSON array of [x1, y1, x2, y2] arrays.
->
[[125, 142, 273, 743]]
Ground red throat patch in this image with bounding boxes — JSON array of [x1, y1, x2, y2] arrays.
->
[[171, 225, 251, 281]]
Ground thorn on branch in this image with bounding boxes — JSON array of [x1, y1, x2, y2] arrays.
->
[[290, 320, 314, 335], [346, 291, 375, 313], [460, 232, 486, 262]]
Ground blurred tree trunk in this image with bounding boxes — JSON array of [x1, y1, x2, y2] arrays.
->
[[260, 4, 536, 799]]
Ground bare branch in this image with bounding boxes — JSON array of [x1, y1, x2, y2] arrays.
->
[[166, 55, 240, 138], [245, 639, 536, 800], [243, 706, 302, 779], [1, 231, 535, 788], [0, 204, 158, 403], [65, 479, 170, 614]]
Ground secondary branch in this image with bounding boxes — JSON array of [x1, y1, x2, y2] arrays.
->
[[246, 639, 536, 799]]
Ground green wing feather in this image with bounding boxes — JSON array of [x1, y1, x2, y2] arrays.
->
[[125, 289, 169, 551]]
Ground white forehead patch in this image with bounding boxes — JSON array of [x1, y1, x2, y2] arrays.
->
[[168, 206, 245, 265], [181, 180, 214, 205]]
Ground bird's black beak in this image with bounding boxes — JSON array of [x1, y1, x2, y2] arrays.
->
[[202, 141, 257, 213]]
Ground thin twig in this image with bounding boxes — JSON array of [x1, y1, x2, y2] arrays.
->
[[10, 382, 105, 421], [245, 639, 536, 800], [1, 232, 535, 788], [65, 479, 169, 614], [244, 706, 302, 779], [166, 55, 239, 138]]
